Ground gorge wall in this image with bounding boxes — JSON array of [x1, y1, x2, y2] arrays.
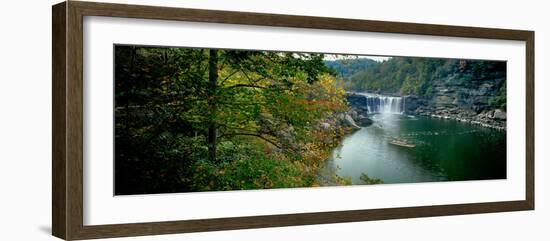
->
[[343, 58, 507, 130], [347, 74, 507, 130], [402, 73, 506, 130]]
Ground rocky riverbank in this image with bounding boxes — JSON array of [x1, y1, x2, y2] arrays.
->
[[405, 97, 506, 130], [346, 88, 506, 130], [403, 76, 507, 130], [339, 57, 508, 131]]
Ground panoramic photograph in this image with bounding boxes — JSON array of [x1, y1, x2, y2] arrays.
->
[[114, 45, 507, 195]]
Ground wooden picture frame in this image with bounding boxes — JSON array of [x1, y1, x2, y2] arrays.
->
[[52, 1, 534, 240]]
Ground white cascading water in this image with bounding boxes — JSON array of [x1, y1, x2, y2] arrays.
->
[[356, 93, 404, 114]]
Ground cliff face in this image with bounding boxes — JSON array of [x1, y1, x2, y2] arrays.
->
[[404, 74, 506, 129], [337, 57, 507, 130]]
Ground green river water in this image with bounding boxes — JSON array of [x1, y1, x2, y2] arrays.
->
[[322, 113, 506, 185]]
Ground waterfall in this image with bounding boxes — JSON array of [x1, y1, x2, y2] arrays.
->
[[355, 93, 404, 114]]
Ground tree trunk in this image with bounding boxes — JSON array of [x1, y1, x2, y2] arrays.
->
[[207, 49, 218, 162]]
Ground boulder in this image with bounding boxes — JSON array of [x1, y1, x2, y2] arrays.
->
[[320, 122, 331, 129], [356, 116, 374, 127], [344, 114, 361, 129], [493, 109, 506, 120], [435, 95, 453, 106], [348, 109, 358, 120]]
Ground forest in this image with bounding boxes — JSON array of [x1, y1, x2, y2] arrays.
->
[[342, 57, 507, 109], [324, 57, 378, 79], [114, 47, 507, 195], [114, 46, 352, 195]]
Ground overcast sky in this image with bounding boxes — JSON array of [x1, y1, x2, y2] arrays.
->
[[323, 54, 391, 62]]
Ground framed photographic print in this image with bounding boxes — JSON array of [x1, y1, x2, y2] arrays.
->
[[52, 1, 534, 240]]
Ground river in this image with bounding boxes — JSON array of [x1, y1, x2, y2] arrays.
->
[[320, 95, 506, 185]]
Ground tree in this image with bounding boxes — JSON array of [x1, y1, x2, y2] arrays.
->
[[346, 57, 505, 97], [114, 46, 346, 194], [208, 49, 218, 162]]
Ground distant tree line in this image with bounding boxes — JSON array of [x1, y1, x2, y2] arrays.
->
[[324, 57, 379, 79], [342, 57, 506, 105]]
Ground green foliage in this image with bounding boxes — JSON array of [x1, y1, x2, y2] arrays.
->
[[114, 47, 507, 195], [345, 57, 506, 97], [324, 57, 379, 79], [359, 173, 384, 185], [490, 82, 507, 110], [187, 145, 310, 191], [114, 46, 350, 194]]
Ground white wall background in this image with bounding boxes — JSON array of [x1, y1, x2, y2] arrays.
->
[[0, 0, 547, 240]]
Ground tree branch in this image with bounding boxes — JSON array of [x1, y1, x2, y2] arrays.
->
[[220, 132, 282, 149], [241, 69, 268, 84], [225, 84, 266, 89], [219, 69, 240, 85]]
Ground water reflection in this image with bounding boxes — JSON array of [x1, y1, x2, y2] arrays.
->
[[322, 113, 506, 185]]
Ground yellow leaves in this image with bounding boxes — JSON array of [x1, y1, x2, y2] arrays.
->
[[159, 75, 170, 85], [296, 74, 347, 114], [260, 106, 268, 113]]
